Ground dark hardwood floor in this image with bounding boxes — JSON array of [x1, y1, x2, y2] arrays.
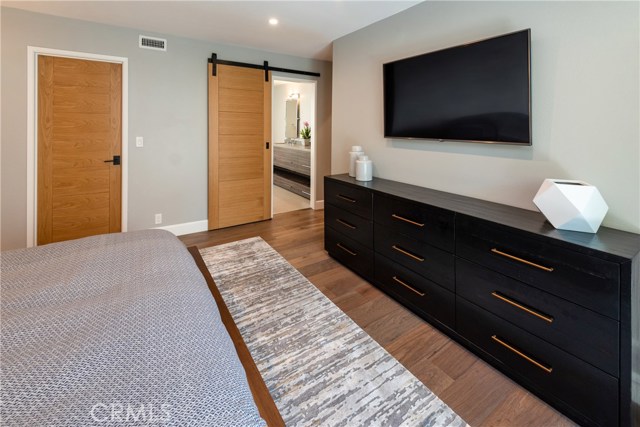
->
[[180, 208, 576, 427]]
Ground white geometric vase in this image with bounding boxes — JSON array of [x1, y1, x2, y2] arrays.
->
[[533, 179, 608, 233]]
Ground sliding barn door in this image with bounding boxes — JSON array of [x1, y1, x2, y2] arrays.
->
[[37, 55, 122, 245], [208, 64, 272, 229]]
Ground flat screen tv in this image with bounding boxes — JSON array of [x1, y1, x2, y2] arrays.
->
[[383, 29, 531, 145]]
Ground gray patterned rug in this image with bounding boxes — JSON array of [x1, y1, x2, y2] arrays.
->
[[200, 237, 469, 427]]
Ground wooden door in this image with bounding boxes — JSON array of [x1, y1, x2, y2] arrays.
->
[[208, 64, 272, 229], [37, 55, 122, 245]]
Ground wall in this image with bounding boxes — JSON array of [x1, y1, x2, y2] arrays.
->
[[273, 84, 289, 144], [332, 1, 639, 233], [1, 7, 332, 250]]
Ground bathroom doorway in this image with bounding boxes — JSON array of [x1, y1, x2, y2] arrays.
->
[[271, 77, 317, 215]]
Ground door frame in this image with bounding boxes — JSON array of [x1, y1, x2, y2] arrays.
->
[[26, 46, 129, 247], [270, 75, 318, 214]]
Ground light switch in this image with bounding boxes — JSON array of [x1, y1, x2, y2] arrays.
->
[[136, 136, 144, 148]]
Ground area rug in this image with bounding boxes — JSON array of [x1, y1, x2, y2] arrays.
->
[[200, 237, 469, 427]]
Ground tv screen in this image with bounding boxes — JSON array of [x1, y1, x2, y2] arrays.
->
[[383, 29, 531, 145]]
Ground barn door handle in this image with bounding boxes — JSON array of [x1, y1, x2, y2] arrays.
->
[[104, 155, 121, 165]]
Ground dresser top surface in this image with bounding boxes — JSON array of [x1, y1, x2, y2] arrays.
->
[[326, 174, 640, 261]]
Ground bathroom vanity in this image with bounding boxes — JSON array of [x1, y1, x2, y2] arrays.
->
[[273, 143, 311, 199]]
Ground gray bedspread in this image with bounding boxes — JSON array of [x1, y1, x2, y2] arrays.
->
[[1, 230, 266, 426]]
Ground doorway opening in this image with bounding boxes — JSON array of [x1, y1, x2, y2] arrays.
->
[[271, 77, 317, 215]]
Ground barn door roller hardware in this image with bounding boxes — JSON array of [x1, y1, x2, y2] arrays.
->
[[209, 53, 321, 81]]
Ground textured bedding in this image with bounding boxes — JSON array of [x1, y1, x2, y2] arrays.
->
[[0, 230, 266, 426]]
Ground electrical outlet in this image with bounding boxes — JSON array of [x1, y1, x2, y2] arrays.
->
[[136, 136, 144, 148], [155, 213, 162, 225]]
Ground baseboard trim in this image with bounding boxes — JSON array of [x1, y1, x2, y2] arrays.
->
[[156, 205, 323, 235], [156, 220, 208, 236]]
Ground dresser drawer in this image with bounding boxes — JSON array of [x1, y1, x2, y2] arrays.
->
[[325, 204, 373, 248], [325, 227, 373, 279], [325, 179, 372, 220], [457, 258, 619, 376], [374, 194, 454, 252], [457, 297, 618, 427], [375, 254, 455, 329], [456, 215, 620, 319], [375, 224, 454, 291]]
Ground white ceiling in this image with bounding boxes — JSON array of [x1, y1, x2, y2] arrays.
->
[[3, 1, 422, 60]]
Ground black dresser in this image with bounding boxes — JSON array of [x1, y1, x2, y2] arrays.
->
[[324, 174, 640, 427]]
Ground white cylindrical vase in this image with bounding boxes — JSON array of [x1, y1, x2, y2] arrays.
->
[[356, 156, 373, 182], [349, 146, 363, 177]]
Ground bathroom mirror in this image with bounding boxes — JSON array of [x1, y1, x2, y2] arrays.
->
[[285, 98, 299, 139]]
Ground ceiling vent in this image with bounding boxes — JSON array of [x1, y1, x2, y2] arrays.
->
[[139, 35, 167, 51]]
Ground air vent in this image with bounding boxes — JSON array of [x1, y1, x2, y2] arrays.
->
[[139, 35, 167, 51]]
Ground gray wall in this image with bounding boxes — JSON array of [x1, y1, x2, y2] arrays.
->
[[1, 7, 332, 250], [332, 1, 639, 233]]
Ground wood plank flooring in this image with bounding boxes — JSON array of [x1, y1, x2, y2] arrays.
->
[[179, 209, 576, 427]]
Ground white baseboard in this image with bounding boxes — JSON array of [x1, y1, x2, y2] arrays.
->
[[155, 203, 321, 236], [156, 219, 208, 236]]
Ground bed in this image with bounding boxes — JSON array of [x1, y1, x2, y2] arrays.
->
[[1, 230, 282, 426]]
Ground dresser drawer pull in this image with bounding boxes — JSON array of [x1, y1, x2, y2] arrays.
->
[[491, 292, 554, 323], [336, 219, 356, 230], [490, 248, 554, 272], [392, 276, 425, 297], [392, 245, 425, 262], [336, 243, 357, 256], [491, 335, 553, 373], [337, 194, 356, 203], [391, 214, 425, 227]]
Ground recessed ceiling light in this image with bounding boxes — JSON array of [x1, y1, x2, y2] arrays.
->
[[269, 18, 279, 26]]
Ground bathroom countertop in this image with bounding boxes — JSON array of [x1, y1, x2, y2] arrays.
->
[[274, 142, 310, 151]]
